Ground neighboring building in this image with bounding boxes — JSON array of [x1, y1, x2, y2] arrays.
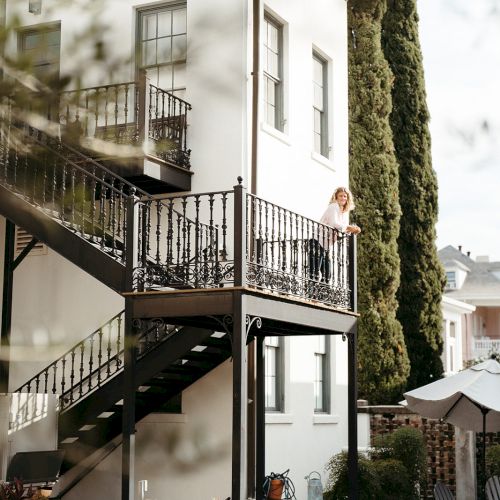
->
[[441, 295, 475, 375], [0, 1, 354, 500], [439, 245, 500, 366]]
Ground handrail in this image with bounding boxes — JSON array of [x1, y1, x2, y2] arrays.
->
[[16, 123, 132, 198], [149, 83, 192, 109], [9, 311, 180, 426], [13, 310, 125, 396]]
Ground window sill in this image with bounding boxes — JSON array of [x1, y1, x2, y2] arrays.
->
[[265, 413, 294, 424], [261, 122, 291, 146], [312, 414, 340, 425], [311, 151, 334, 171]]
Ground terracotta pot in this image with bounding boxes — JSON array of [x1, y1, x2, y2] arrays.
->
[[267, 478, 284, 500]]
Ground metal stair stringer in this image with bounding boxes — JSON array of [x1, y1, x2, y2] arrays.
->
[[57, 325, 231, 475], [0, 182, 126, 292]]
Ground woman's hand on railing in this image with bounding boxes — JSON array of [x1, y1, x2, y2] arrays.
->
[[346, 224, 361, 235]]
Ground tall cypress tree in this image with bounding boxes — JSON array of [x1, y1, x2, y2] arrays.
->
[[382, 0, 445, 390], [348, 0, 410, 403]]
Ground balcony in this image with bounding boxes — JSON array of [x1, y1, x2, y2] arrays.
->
[[16, 71, 192, 193], [125, 180, 355, 309]]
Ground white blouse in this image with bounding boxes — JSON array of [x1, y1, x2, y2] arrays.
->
[[320, 202, 349, 232], [317, 202, 350, 247]]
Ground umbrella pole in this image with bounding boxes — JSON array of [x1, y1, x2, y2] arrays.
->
[[481, 408, 489, 500]]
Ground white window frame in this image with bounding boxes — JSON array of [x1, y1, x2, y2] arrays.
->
[[312, 52, 329, 158], [136, 2, 187, 93], [445, 271, 456, 289], [263, 14, 284, 132], [314, 335, 330, 413], [264, 336, 284, 412]]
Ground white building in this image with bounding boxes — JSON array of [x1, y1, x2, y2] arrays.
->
[[439, 245, 500, 367], [0, 1, 354, 499]]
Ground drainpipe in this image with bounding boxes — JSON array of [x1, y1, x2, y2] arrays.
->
[[0, 0, 6, 80], [250, 0, 260, 195], [248, 1, 261, 498]]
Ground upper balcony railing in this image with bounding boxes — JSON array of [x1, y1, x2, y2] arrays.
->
[[38, 70, 191, 170], [472, 337, 500, 359]]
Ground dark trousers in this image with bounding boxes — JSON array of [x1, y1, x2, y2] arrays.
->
[[308, 239, 330, 282]]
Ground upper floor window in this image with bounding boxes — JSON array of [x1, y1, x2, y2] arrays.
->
[[265, 336, 283, 411], [137, 4, 187, 97], [19, 24, 61, 82], [445, 271, 456, 289], [263, 15, 284, 131], [313, 52, 328, 157], [314, 335, 330, 413]]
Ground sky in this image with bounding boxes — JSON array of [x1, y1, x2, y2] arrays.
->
[[417, 0, 500, 262]]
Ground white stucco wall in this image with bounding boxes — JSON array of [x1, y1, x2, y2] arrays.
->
[[5, 0, 249, 194], [256, 0, 349, 221]]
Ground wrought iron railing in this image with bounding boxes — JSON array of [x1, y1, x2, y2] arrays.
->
[[130, 185, 355, 309], [0, 113, 132, 262], [148, 84, 191, 167], [9, 311, 124, 430], [58, 71, 191, 168], [133, 191, 232, 290], [9, 312, 180, 430], [59, 81, 138, 145], [246, 194, 352, 308], [0, 103, 206, 270]]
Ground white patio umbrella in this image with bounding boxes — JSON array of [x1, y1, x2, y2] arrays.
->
[[403, 358, 500, 498]]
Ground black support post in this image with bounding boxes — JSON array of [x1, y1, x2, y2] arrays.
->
[[122, 300, 137, 500], [233, 178, 247, 288], [347, 328, 359, 500], [232, 293, 248, 500], [347, 234, 358, 500], [256, 336, 265, 500], [122, 196, 139, 500], [247, 339, 256, 499], [0, 220, 15, 393]]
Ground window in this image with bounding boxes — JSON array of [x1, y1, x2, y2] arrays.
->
[[445, 271, 456, 289], [448, 321, 456, 372], [313, 53, 328, 157], [19, 24, 61, 81], [264, 336, 283, 411], [314, 335, 330, 413], [138, 4, 187, 96], [263, 15, 283, 131]]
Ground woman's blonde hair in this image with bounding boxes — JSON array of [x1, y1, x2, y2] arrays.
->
[[330, 186, 355, 211]]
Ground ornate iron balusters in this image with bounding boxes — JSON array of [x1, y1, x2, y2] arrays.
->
[[155, 200, 162, 265], [194, 195, 201, 287], [69, 349, 76, 404]]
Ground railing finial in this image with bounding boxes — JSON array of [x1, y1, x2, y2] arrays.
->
[[237, 176, 243, 185]]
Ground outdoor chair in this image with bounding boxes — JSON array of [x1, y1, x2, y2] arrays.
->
[[434, 481, 455, 500], [486, 476, 500, 500]]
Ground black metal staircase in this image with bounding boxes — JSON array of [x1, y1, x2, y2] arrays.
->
[[9, 311, 230, 492]]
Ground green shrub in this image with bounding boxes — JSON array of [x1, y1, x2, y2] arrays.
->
[[391, 427, 427, 486], [324, 451, 381, 500], [372, 459, 414, 499], [370, 427, 427, 496], [486, 444, 500, 477]]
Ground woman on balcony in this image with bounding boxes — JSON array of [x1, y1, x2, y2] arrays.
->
[[309, 186, 361, 283]]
